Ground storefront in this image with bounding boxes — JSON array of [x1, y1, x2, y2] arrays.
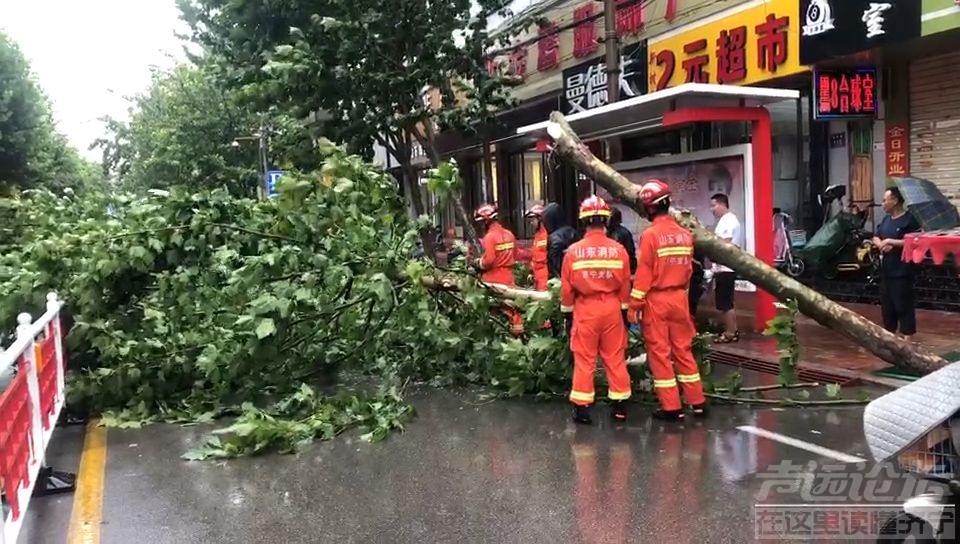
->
[[911, 1, 960, 206], [909, 51, 960, 205], [622, 0, 808, 287], [799, 0, 922, 228]]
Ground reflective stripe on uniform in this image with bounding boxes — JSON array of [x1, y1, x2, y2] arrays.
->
[[560, 304, 574, 313], [608, 390, 632, 401], [630, 288, 646, 300], [535, 240, 547, 247], [677, 373, 701, 383], [653, 378, 677, 389], [656, 246, 693, 257], [496, 242, 515, 251], [571, 259, 623, 270], [570, 390, 595, 402]]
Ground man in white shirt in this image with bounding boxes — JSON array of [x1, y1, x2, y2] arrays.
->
[[709, 194, 742, 343]]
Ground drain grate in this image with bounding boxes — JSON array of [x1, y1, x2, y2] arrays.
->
[[707, 349, 859, 386]]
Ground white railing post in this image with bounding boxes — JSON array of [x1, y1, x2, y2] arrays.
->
[[16, 313, 44, 465], [46, 293, 65, 410]]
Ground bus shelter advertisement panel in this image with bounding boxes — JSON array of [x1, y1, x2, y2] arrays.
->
[[595, 154, 754, 291]]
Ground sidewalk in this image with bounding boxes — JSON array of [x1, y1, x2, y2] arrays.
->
[[697, 290, 960, 388]]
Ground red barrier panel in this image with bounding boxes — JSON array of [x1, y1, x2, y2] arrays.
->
[[0, 292, 75, 543]]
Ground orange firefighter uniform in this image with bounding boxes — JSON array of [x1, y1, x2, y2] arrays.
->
[[629, 184, 706, 415], [475, 204, 525, 336], [478, 221, 517, 286], [530, 224, 549, 291], [560, 200, 633, 407]]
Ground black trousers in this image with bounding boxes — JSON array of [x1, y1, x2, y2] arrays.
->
[[689, 282, 703, 317], [879, 276, 917, 336]]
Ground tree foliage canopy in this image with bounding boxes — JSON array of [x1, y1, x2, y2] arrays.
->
[[99, 64, 323, 197], [2, 141, 590, 459], [177, 0, 519, 168]]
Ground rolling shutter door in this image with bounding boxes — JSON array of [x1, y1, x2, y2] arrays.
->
[[910, 52, 960, 206]]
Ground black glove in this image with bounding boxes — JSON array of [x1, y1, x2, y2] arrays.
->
[[564, 313, 574, 336], [622, 309, 629, 327]]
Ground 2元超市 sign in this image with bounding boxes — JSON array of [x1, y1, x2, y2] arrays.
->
[[647, 0, 805, 91]]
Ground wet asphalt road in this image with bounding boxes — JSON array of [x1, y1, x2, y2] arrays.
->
[[22, 376, 917, 544]]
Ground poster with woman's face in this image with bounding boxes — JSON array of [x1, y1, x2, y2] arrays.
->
[[596, 156, 746, 239]]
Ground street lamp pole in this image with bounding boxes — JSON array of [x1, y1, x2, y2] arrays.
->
[[601, 0, 622, 163], [233, 125, 270, 200]]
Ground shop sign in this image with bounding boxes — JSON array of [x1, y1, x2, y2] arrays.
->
[[561, 42, 648, 115], [573, 3, 598, 59], [799, 0, 921, 64], [646, 0, 804, 91], [813, 67, 877, 120], [922, 0, 960, 36], [885, 123, 909, 176]]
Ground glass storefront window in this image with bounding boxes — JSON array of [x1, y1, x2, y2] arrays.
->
[[768, 98, 803, 220]]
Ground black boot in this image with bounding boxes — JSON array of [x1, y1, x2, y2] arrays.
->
[[652, 409, 685, 422], [611, 401, 627, 422], [691, 403, 708, 418], [573, 404, 593, 425]]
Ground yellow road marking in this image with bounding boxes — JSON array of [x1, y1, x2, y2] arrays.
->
[[67, 420, 107, 544]]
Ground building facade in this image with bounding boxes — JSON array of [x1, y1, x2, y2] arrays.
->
[[436, 0, 756, 239], [796, 0, 960, 310]]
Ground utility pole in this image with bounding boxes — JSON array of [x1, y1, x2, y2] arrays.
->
[[601, 0, 622, 163]]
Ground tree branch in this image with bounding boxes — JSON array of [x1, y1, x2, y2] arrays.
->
[[543, 111, 947, 375]]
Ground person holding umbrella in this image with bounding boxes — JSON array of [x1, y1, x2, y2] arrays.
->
[[872, 187, 922, 340]]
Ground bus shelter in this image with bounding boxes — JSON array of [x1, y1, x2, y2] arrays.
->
[[515, 83, 801, 331]]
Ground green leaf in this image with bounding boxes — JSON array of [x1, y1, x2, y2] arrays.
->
[[255, 318, 277, 339], [825, 383, 842, 399]]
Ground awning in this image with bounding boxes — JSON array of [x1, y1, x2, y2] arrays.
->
[[515, 83, 800, 141]]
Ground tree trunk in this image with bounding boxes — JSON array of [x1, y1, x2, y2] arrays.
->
[[400, 160, 437, 259], [418, 129, 482, 256], [543, 112, 948, 375]]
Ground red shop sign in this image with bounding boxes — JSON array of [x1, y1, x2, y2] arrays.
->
[[886, 124, 909, 177]]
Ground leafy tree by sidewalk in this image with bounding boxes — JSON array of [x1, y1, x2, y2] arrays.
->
[[177, 0, 523, 248], [98, 64, 320, 198], [0, 32, 100, 196]]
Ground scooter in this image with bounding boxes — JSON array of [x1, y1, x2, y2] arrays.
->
[[773, 208, 806, 277], [864, 363, 960, 542], [799, 184, 880, 281]]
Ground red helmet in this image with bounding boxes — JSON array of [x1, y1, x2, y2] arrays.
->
[[578, 195, 612, 220], [638, 179, 671, 207], [524, 204, 545, 218], [474, 204, 498, 222]]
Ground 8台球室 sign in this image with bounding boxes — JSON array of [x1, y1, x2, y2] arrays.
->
[[813, 67, 877, 120]]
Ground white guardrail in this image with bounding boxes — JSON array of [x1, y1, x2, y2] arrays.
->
[[0, 292, 74, 544]]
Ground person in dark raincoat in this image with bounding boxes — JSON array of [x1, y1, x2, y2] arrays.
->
[[606, 207, 637, 275], [543, 202, 579, 280]]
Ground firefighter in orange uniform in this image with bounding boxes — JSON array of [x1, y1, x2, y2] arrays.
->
[[628, 180, 707, 421], [525, 204, 549, 291], [560, 195, 632, 424], [473, 204, 524, 336]]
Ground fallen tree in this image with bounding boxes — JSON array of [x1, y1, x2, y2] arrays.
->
[[543, 112, 948, 375]]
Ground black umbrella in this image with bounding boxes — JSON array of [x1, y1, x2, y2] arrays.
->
[[889, 176, 960, 231]]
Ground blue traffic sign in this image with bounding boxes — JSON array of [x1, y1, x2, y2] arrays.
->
[[266, 170, 285, 198]]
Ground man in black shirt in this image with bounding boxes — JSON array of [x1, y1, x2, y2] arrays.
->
[[872, 187, 922, 339], [543, 202, 579, 279], [606, 207, 637, 275]]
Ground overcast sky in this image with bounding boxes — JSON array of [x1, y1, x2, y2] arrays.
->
[[1, 1, 189, 160]]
